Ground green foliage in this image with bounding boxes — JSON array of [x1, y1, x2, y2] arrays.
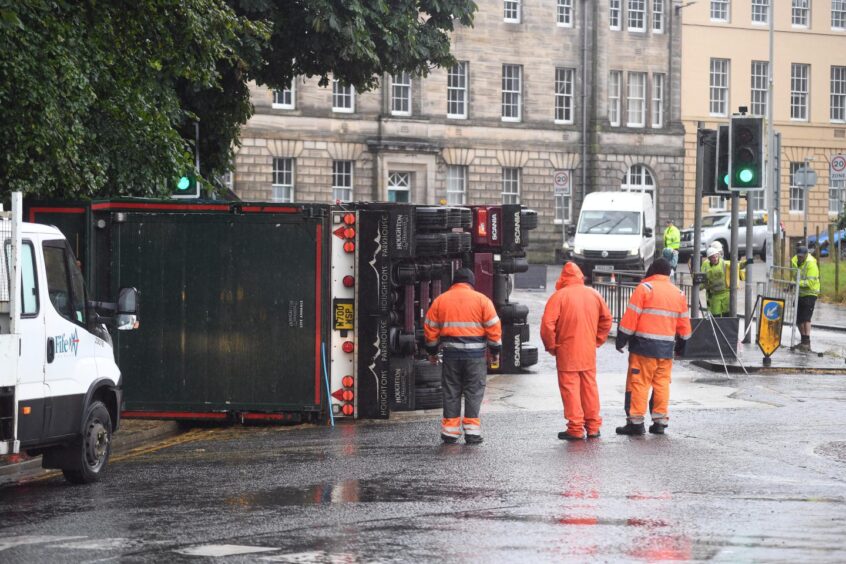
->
[[0, 0, 476, 202]]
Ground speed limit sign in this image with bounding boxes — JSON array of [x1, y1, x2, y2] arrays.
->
[[831, 154, 846, 182], [553, 170, 571, 196]]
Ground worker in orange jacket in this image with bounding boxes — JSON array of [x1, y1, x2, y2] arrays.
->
[[424, 268, 502, 445], [541, 262, 613, 440], [615, 258, 692, 436]]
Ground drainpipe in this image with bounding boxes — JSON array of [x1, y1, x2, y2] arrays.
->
[[580, 0, 589, 204]]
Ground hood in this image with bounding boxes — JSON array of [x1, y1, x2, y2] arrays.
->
[[555, 262, 586, 290]]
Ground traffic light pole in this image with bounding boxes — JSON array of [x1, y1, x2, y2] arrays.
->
[[729, 193, 739, 318], [691, 124, 705, 319], [744, 194, 754, 343]]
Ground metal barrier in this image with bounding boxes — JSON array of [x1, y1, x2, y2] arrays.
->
[[0, 216, 11, 303], [592, 270, 693, 324], [755, 265, 799, 326]]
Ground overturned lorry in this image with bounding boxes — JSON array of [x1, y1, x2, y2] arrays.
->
[[26, 200, 538, 422]]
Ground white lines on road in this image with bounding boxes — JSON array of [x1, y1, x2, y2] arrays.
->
[[176, 544, 280, 557], [0, 535, 86, 551]]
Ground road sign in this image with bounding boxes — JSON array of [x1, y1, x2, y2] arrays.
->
[[553, 170, 571, 196], [757, 297, 785, 358], [831, 154, 846, 182], [794, 166, 817, 188]]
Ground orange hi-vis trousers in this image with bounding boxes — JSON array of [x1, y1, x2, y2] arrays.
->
[[557, 370, 601, 436], [441, 417, 480, 440], [625, 352, 673, 425]]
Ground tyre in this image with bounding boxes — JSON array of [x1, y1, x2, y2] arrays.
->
[[498, 303, 529, 324], [62, 400, 112, 484], [414, 360, 442, 385], [446, 233, 461, 254], [415, 234, 448, 256], [415, 207, 449, 230], [415, 391, 443, 411], [520, 345, 539, 367], [447, 208, 466, 229], [520, 209, 539, 230]]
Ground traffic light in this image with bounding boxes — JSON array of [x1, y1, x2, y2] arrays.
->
[[729, 116, 763, 190], [715, 124, 730, 193], [700, 129, 717, 197], [172, 172, 199, 199]]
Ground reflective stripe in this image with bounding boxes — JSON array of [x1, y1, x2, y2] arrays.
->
[[482, 316, 500, 328], [680, 311, 690, 318], [680, 333, 691, 340], [628, 304, 643, 314], [442, 342, 487, 350], [425, 340, 439, 347], [633, 331, 676, 342], [619, 326, 634, 335], [487, 339, 502, 347], [441, 321, 483, 328], [642, 308, 683, 318], [464, 427, 481, 436], [424, 318, 441, 328], [643, 282, 653, 290]]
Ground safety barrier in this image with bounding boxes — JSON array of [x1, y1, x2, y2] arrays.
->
[[755, 265, 799, 326], [592, 270, 693, 323]]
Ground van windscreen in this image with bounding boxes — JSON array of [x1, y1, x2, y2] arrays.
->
[[578, 211, 640, 235]]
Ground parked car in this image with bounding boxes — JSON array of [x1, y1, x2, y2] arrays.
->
[[678, 211, 768, 260], [807, 229, 846, 257]]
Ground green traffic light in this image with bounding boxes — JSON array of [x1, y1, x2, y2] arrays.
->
[[177, 176, 191, 190], [723, 174, 730, 186], [739, 169, 754, 183]]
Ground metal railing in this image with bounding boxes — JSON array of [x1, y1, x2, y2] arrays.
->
[[0, 216, 11, 304], [755, 265, 799, 327], [591, 270, 693, 324]]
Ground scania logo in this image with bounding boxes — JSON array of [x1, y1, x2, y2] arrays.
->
[[513, 334, 521, 367], [491, 212, 499, 241], [601, 250, 609, 258], [513, 211, 521, 245]]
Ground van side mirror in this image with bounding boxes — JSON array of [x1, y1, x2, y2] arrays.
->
[[116, 287, 139, 331], [566, 224, 576, 237], [644, 227, 653, 238]]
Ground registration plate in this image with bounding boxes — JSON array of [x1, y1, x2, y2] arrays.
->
[[594, 264, 614, 271], [333, 299, 354, 330]]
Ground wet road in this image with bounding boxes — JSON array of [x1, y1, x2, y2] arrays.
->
[[1, 368, 846, 563]]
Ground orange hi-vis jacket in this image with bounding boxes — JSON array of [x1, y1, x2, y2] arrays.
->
[[616, 274, 692, 359], [424, 283, 502, 359], [541, 263, 613, 372]]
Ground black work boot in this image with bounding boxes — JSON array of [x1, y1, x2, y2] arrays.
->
[[558, 431, 585, 441], [615, 422, 645, 436], [441, 434, 458, 444], [648, 422, 668, 435], [586, 430, 601, 439], [465, 434, 483, 445]]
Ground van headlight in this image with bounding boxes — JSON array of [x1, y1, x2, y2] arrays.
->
[[562, 241, 570, 251], [573, 247, 583, 256], [628, 247, 640, 256]]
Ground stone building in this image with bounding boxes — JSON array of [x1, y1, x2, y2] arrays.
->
[[234, 1, 685, 259], [681, 1, 846, 244]]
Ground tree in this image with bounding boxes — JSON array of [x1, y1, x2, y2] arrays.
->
[[0, 0, 477, 202]]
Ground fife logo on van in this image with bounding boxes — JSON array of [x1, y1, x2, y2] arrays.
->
[[55, 330, 80, 356]]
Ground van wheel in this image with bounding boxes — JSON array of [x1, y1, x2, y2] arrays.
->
[[63, 401, 112, 484]]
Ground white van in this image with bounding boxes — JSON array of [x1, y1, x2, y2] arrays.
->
[[569, 191, 656, 275], [1, 193, 139, 483]]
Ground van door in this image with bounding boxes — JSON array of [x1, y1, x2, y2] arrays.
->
[[41, 240, 97, 440], [11, 240, 49, 446]]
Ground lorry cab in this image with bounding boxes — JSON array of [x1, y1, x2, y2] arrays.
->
[[570, 191, 656, 276], [1, 193, 138, 483]]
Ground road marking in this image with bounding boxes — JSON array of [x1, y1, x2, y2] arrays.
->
[[110, 428, 219, 463], [0, 535, 86, 551], [260, 552, 358, 563], [176, 544, 279, 557]]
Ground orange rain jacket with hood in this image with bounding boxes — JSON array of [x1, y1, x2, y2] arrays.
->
[[616, 274, 692, 359], [541, 263, 613, 372]]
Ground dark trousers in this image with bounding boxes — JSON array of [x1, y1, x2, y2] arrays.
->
[[442, 356, 487, 419]]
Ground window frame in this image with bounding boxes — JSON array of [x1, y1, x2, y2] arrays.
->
[[555, 192, 572, 224], [332, 160, 354, 203], [628, 0, 646, 31], [653, 0, 665, 33], [792, 0, 810, 27], [42, 240, 87, 328], [789, 162, 805, 212], [272, 157, 295, 203], [272, 80, 295, 110], [710, 0, 730, 22], [834, 0, 846, 30], [501, 64, 523, 122], [502, 167, 521, 205], [610, 0, 622, 29], [555, 67, 575, 124], [446, 165, 467, 206], [790, 63, 810, 121], [829, 178, 845, 215], [627, 72, 647, 128], [831, 65, 846, 123], [557, 0, 574, 27], [504, 0, 521, 23], [388, 171, 412, 203], [5, 240, 40, 316], [651, 73, 665, 128], [332, 79, 355, 113], [709, 58, 730, 117], [609, 70, 622, 127], [447, 62, 468, 119], [390, 72, 412, 117]]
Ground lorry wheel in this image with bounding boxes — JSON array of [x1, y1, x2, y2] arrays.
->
[[414, 360, 442, 385], [63, 401, 112, 484], [519, 345, 539, 368]]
